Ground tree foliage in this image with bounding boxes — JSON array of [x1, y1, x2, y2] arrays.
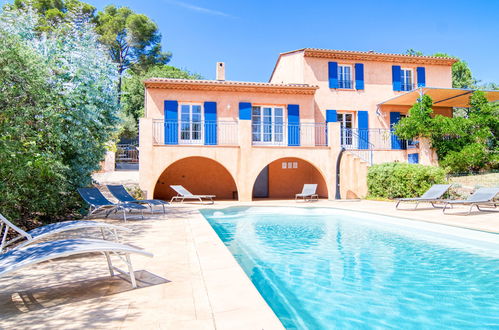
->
[[12, 0, 95, 31], [94, 5, 172, 100], [9, 1, 173, 106], [0, 31, 69, 221], [433, 53, 475, 89], [404, 49, 476, 89], [122, 65, 202, 123], [394, 93, 499, 173], [0, 6, 120, 223]]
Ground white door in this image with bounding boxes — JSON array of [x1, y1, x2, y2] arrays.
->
[[179, 104, 203, 144], [252, 106, 284, 145], [337, 113, 354, 146]]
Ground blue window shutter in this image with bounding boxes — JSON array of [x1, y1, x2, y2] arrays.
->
[[355, 63, 364, 90], [287, 104, 300, 146], [164, 100, 178, 145], [239, 102, 252, 120], [417, 67, 426, 87], [204, 101, 217, 145], [390, 112, 406, 150], [408, 153, 419, 164], [357, 111, 369, 149], [328, 62, 338, 88], [326, 110, 337, 123], [392, 65, 401, 91]]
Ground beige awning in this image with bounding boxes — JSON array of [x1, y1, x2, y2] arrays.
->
[[378, 87, 499, 107]]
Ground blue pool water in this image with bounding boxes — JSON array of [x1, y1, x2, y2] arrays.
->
[[201, 207, 499, 329]]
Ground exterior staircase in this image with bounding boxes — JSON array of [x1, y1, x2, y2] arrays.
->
[[339, 129, 373, 199], [339, 151, 370, 199]]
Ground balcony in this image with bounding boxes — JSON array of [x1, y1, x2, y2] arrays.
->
[[341, 128, 418, 150], [152, 120, 238, 146], [149, 120, 415, 152], [252, 122, 327, 147]]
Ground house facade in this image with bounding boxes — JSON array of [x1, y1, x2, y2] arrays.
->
[[139, 49, 458, 201]]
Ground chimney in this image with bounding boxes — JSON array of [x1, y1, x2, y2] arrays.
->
[[216, 62, 225, 81]]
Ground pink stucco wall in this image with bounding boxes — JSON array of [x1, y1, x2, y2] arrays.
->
[[140, 50, 454, 201], [269, 51, 454, 128], [270, 52, 305, 84], [145, 88, 315, 120]]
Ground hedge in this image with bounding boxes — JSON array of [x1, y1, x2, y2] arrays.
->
[[367, 162, 447, 199]]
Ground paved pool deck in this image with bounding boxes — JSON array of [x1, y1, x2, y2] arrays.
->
[[0, 199, 497, 329]]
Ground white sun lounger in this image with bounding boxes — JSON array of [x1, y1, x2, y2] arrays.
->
[[295, 184, 319, 202], [169, 185, 215, 204], [0, 238, 153, 288], [0, 213, 130, 253]]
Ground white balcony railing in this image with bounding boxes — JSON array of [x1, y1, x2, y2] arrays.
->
[[340, 128, 419, 164], [152, 120, 238, 146], [150, 120, 418, 155], [251, 122, 327, 147]]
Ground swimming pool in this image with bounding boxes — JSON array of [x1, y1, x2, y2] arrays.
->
[[201, 207, 499, 329]]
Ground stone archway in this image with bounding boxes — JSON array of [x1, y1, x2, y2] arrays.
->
[[153, 156, 238, 201], [251, 157, 328, 200]]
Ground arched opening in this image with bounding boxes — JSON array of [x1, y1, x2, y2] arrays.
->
[[252, 157, 328, 200], [154, 156, 238, 201]]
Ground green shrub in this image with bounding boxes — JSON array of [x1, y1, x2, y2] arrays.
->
[[439, 143, 490, 173], [367, 162, 447, 199], [0, 9, 120, 224]]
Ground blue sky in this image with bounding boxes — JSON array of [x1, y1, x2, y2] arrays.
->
[[5, 0, 499, 84]]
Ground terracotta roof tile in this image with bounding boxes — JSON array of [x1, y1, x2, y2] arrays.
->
[[143, 78, 318, 95]]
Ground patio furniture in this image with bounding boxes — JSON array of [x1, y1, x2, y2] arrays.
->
[[442, 187, 499, 215], [107, 185, 168, 214], [78, 187, 147, 221], [0, 238, 153, 288], [169, 185, 215, 204], [295, 184, 319, 202], [0, 213, 130, 253], [395, 184, 452, 209]]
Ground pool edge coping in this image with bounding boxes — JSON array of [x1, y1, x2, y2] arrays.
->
[[188, 209, 285, 330], [202, 202, 499, 236]]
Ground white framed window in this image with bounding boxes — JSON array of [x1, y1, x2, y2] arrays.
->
[[252, 105, 285, 145], [401, 68, 413, 91], [337, 112, 355, 146], [338, 65, 353, 89], [179, 103, 203, 144]]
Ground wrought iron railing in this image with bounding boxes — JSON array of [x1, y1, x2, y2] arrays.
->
[[152, 120, 238, 146], [116, 143, 139, 163]]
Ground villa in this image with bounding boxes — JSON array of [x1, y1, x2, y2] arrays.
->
[[138, 48, 492, 201]]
